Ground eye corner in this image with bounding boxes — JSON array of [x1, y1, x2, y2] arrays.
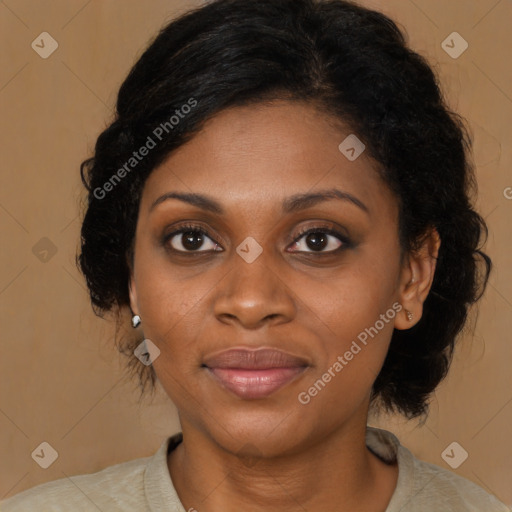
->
[[161, 222, 223, 254], [287, 222, 352, 255]]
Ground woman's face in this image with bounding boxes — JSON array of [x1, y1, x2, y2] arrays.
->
[[129, 100, 420, 457]]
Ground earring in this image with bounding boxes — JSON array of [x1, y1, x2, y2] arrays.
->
[[131, 315, 141, 328], [405, 310, 413, 322]]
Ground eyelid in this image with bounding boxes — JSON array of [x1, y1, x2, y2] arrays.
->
[[286, 223, 351, 253], [162, 220, 352, 255], [162, 222, 222, 253]]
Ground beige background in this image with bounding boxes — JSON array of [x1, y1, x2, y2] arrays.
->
[[1, 0, 511, 505]]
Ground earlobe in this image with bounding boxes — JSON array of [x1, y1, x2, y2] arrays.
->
[[128, 279, 142, 328], [395, 227, 441, 330]]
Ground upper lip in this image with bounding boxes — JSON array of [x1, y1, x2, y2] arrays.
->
[[203, 347, 310, 370]]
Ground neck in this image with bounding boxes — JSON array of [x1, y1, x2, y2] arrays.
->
[[167, 416, 398, 512]]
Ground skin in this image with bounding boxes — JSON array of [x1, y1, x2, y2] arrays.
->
[[128, 100, 441, 512]]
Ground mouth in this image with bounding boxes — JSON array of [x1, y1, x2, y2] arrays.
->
[[203, 347, 309, 400]]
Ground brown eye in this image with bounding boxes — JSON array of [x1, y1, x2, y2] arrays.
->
[[288, 226, 351, 254], [164, 225, 222, 253], [303, 232, 329, 251]]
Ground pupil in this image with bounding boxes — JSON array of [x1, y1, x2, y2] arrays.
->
[[306, 232, 327, 251], [182, 231, 203, 250]]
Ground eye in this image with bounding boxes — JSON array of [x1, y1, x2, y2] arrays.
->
[[164, 224, 222, 253], [162, 222, 351, 255], [288, 225, 350, 254]]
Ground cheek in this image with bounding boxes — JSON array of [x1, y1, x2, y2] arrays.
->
[[297, 253, 399, 393], [304, 254, 398, 340], [136, 266, 208, 403], [297, 291, 396, 417], [306, 282, 395, 372], [133, 255, 219, 363]]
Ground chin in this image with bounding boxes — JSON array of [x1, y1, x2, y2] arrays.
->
[[200, 403, 318, 459]]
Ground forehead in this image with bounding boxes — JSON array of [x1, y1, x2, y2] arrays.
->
[[140, 101, 396, 221]]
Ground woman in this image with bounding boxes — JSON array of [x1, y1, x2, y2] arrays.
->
[[2, 0, 509, 510]]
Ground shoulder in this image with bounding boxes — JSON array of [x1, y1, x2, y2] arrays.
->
[[406, 453, 510, 510], [0, 453, 152, 512], [366, 427, 511, 512], [396, 442, 510, 510]]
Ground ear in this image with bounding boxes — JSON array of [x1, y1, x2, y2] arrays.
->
[[128, 262, 140, 317], [394, 227, 441, 330]]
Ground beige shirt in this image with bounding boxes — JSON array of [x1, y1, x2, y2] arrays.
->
[[1, 426, 509, 511]]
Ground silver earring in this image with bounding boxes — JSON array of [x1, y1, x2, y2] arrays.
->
[[405, 310, 413, 321], [131, 315, 141, 328]]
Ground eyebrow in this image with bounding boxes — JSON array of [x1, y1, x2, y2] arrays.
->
[[149, 188, 369, 215]]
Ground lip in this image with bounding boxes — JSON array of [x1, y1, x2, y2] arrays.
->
[[203, 348, 309, 400]]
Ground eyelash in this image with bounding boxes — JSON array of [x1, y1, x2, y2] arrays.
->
[[162, 222, 352, 255], [292, 225, 352, 253]]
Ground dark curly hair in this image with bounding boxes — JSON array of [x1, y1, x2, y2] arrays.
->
[[78, 0, 491, 419]]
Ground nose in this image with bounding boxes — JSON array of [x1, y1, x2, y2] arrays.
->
[[212, 249, 297, 329]]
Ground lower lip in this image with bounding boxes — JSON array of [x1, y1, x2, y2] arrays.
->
[[207, 367, 306, 399]]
